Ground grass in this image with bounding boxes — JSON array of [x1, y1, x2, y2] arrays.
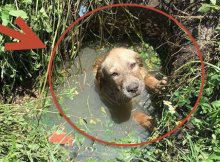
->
[[0, 0, 79, 102], [0, 1, 79, 159], [126, 37, 220, 162], [0, 98, 69, 161]]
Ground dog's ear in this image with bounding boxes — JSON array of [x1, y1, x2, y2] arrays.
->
[[96, 65, 102, 83], [93, 57, 104, 83], [135, 53, 144, 67]]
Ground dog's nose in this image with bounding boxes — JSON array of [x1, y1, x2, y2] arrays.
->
[[126, 82, 139, 93]]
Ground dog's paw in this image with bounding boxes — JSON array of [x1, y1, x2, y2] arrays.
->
[[132, 112, 155, 133], [155, 76, 167, 92], [144, 75, 167, 93]]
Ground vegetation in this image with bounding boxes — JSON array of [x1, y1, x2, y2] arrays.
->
[[134, 54, 220, 162], [0, 0, 77, 161], [0, 100, 69, 161], [0, 0, 79, 102], [0, 0, 219, 161]]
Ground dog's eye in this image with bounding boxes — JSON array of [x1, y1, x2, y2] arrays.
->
[[130, 62, 137, 69], [111, 72, 119, 77]]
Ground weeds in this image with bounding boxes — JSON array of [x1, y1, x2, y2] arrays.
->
[[0, 99, 69, 161], [0, 0, 80, 102]]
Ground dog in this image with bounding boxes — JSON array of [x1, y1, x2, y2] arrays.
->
[[93, 47, 167, 132]]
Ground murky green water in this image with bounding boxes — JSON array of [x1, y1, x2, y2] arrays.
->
[[42, 46, 159, 161]]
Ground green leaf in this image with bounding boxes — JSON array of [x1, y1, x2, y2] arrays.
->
[[44, 22, 52, 33], [9, 10, 28, 19], [1, 10, 10, 26], [209, 154, 220, 160], [39, 7, 49, 18], [211, 75, 220, 81], [212, 134, 216, 140], [213, 147, 220, 153], [22, 0, 32, 4], [211, 0, 216, 5], [198, 4, 212, 12], [211, 100, 220, 109], [2, 4, 15, 12]]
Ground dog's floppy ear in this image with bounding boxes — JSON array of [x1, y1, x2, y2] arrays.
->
[[135, 53, 144, 67], [93, 57, 104, 83], [96, 65, 102, 83]]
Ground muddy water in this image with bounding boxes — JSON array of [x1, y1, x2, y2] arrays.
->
[[42, 46, 157, 161]]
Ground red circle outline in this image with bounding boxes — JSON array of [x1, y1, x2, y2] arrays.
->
[[48, 3, 205, 147]]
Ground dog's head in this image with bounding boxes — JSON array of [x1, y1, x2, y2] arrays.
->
[[95, 48, 145, 104]]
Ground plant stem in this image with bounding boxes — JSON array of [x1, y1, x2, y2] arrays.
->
[[174, 60, 220, 74]]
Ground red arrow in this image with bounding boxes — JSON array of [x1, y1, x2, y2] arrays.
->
[[0, 17, 46, 51]]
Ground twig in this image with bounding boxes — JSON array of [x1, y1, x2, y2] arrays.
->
[[173, 4, 191, 16], [174, 60, 220, 75]]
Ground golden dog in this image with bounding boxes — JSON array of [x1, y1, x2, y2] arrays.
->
[[94, 48, 167, 132]]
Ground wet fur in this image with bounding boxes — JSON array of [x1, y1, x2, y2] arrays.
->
[[94, 48, 166, 132]]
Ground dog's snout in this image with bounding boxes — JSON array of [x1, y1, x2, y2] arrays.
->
[[126, 82, 139, 93]]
